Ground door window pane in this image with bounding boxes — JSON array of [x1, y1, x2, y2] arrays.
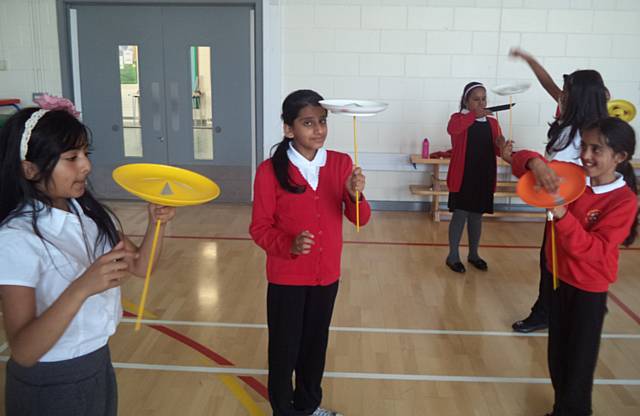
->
[[191, 46, 213, 160], [119, 45, 142, 157]]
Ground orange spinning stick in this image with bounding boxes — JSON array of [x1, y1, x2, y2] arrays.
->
[[516, 161, 586, 289], [113, 164, 220, 330]]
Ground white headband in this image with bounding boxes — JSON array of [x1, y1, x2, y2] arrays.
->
[[19, 109, 49, 161], [463, 83, 485, 101]]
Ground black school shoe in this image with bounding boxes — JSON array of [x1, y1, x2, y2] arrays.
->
[[446, 261, 466, 273], [467, 257, 488, 271], [512, 315, 548, 333]]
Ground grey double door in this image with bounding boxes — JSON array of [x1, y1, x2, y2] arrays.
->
[[75, 4, 253, 201]]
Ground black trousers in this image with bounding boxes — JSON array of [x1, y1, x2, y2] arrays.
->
[[548, 279, 607, 416], [529, 229, 553, 322], [267, 281, 339, 416]]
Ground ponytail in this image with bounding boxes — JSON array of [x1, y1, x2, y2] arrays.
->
[[270, 138, 305, 194], [273, 89, 325, 194], [617, 160, 638, 246]]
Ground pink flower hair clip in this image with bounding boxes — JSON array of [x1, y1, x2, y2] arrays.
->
[[19, 94, 81, 161], [33, 93, 80, 118]]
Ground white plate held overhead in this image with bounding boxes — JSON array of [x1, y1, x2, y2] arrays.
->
[[320, 99, 388, 116], [491, 81, 531, 96]]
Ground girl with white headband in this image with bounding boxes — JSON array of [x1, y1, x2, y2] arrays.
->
[[445, 82, 505, 274], [0, 96, 175, 415]]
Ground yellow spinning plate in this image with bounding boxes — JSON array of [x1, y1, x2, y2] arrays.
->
[[113, 164, 220, 331], [607, 99, 636, 122], [113, 163, 220, 206]]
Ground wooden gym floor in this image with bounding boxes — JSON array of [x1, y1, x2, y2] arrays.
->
[[0, 201, 639, 415]]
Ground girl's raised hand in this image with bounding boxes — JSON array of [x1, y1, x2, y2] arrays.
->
[[291, 230, 314, 255], [509, 47, 531, 61], [73, 241, 138, 297], [148, 204, 176, 224], [528, 158, 560, 193], [345, 167, 366, 200]]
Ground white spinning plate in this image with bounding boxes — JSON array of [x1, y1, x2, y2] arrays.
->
[[320, 99, 388, 117], [491, 81, 531, 96]]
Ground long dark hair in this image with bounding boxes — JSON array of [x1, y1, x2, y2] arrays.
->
[[547, 70, 608, 154], [582, 117, 637, 246], [0, 108, 120, 255], [271, 89, 325, 193], [459, 82, 484, 111]]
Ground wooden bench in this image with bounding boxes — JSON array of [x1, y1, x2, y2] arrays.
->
[[410, 155, 640, 222]]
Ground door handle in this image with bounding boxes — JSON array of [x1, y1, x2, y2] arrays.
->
[[157, 136, 165, 142], [170, 82, 179, 131]]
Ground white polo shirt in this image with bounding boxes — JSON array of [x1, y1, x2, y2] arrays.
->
[[549, 126, 582, 165], [0, 199, 122, 362]]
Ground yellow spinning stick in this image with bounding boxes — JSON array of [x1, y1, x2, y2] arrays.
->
[[508, 95, 513, 141], [112, 164, 220, 331], [353, 116, 360, 231], [548, 212, 559, 290], [318, 99, 388, 232]]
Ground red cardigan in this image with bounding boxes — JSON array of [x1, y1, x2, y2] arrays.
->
[[249, 150, 371, 286], [446, 111, 503, 192], [509, 151, 637, 292], [550, 184, 637, 292]]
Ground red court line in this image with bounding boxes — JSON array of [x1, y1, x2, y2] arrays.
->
[[130, 234, 640, 251], [122, 311, 269, 400], [608, 292, 640, 327]]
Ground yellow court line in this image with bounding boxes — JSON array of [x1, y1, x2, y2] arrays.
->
[[218, 374, 266, 416], [122, 299, 266, 416]]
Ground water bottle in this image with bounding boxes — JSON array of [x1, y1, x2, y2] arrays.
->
[[421, 138, 430, 159]]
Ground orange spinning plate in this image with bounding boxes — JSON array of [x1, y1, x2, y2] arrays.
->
[[112, 163, 220, 206], [516, 161, 586, 208]]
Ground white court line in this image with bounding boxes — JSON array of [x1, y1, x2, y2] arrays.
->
[[93, 362, 640, 386], [0, 358, 638, 385], [120, 318, 640, 340]]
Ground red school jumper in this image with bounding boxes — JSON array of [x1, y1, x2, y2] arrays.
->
[[511, 151, 637, 292], [446, 111, 502, 193], [547, 183, 636, 292], [250, 150, 371, 286]]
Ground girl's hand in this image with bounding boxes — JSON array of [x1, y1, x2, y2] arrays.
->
[[528, 158, 560, 194], [501, 139, 514, 164], [291, 230, 314, 255], [474, 108, 493, 118], [346, 167, 366, 201], [509, 47, 532, 62], [148, 204, 176, 224], [551, 205, 567, 219], [73, 241, 138, 297]]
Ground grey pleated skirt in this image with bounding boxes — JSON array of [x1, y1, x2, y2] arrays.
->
[[5, 344, 117, 416]]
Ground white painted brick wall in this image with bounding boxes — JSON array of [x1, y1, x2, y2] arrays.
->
[[362, 6, 407, 29], [278, 1, 640, 201], [407, 7, 454, 30], [454, 8, 501, 31], [381, 31, 426, 54], [335, 30, 381, 53], [2, 0, 639, 203], [427, 31, 473, 54]]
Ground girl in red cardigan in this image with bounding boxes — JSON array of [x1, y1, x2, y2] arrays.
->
[[445, 82, 503, 273], [512, 117, 637, 416], [250, 89, 371, 416]]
